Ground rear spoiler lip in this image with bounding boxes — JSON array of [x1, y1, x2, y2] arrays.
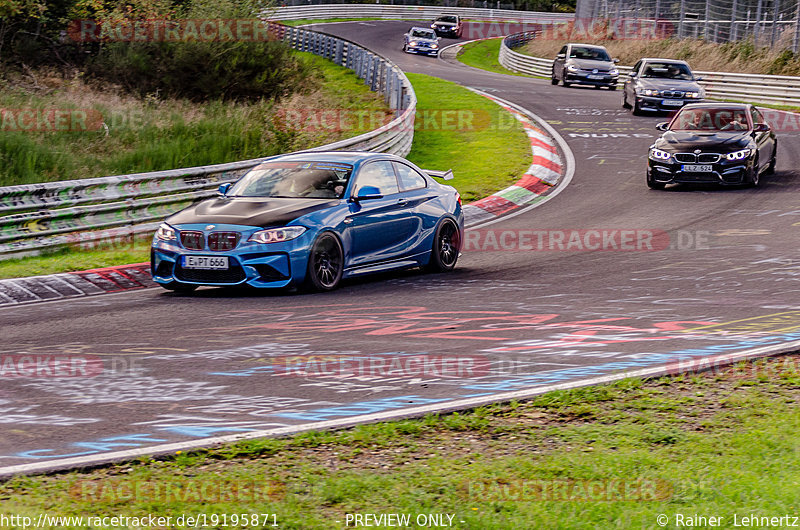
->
[[425, 169, 454, 180]]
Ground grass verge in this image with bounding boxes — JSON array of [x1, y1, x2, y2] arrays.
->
[[456, 38, 537, 78], [404, 73, 530, 203], [0, 240, 151, 280], [2, 354, 798, 528], [0, 52, 389, 187]]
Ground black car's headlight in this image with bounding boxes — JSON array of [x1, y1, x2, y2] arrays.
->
[[649, 148, 672, 161], [726, 149, 752, 161], [685, 91, 702, 99], [249, 226, 306, 244], [566, 64, 579, 72], [638, 88, 659, 96], [155, 223, 177, 241]]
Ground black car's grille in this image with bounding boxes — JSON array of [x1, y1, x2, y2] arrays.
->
[[697, 153, 721, 163], [675, 153, 722, 163], [208, 232, 240, 251], [180, 231, 205, 250], [679, 172, 719, 182], [661, 90, 685, 98], [175, 263, 246, 284]]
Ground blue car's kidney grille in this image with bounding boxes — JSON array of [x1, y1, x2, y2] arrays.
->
[[180, 231, 205, 250], [175, 263, 246, 284], [208, 232, 240, 251]]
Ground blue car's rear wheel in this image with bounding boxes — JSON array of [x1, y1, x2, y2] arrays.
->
[[426, 218, 460, 272], [306, 232, 344, 291]]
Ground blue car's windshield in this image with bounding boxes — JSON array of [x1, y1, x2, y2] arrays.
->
[[230, 161, 353, 199]]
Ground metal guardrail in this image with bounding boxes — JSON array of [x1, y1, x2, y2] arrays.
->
[[499, 32, 800, 106], [266, 4, 573, 23], [0, 22, 417, 259]]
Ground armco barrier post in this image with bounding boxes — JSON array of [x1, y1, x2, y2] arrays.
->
[[335, 40, 344, 65]]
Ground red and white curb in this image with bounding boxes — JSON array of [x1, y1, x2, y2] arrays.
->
[[0, 263, 153, 306], [462, 89, 568, 227]]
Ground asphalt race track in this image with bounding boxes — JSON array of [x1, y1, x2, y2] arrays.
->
[[2, 21, 800, 475]]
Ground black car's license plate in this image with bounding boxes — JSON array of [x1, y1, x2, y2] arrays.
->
[[183, 255, 229, 270], [682, 164, 713, 172]]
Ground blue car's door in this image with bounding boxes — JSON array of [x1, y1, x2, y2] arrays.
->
[[392, 161, 435, 255], [345, 160, 417, 266]]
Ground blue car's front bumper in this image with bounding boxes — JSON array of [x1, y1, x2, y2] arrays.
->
[[151, 223, 314, 289]]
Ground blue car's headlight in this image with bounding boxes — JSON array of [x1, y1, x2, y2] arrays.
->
[[409, 41, 418, 47], [726, 149, 752, 161], [155, 223, 177, 241], [249, 226, 307, 244], [431, 44, 438, 49], [650, 148, 672, 161]]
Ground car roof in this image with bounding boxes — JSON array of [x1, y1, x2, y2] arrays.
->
[[567, 43, 608, 50], [436, 14, 459, 18], [268, 151, 402, 164], [680, 102, 751, 110], [410, 26, 435, 32], [640, 58, 691, 65]]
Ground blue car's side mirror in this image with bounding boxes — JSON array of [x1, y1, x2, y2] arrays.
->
[[353, 186, 383, 202], [218, 183, 231, 196]]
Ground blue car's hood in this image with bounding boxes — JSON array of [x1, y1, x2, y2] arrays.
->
[[167, 197, 338, 228]]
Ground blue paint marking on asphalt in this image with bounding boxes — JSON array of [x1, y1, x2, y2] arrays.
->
[[273, 395, 449, 421], [15, 434, 169, 459], [460, 332, 800, 392]]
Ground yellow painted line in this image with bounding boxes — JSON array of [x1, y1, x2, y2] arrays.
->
[[685, 311, 800, 335]]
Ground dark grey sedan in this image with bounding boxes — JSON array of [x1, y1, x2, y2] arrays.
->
[[623, 58, 704, 115]]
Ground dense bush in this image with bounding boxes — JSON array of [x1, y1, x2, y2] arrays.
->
[[86, 39, 318, 102]]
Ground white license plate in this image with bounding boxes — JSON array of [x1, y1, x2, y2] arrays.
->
[[662, 99, 684, 106], [587, 74, 605, 80], [183, 255, 229, 270], [682, 165, 713, 172]]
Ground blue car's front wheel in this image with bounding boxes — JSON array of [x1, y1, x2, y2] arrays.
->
[[306, 232, 344, 291]]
